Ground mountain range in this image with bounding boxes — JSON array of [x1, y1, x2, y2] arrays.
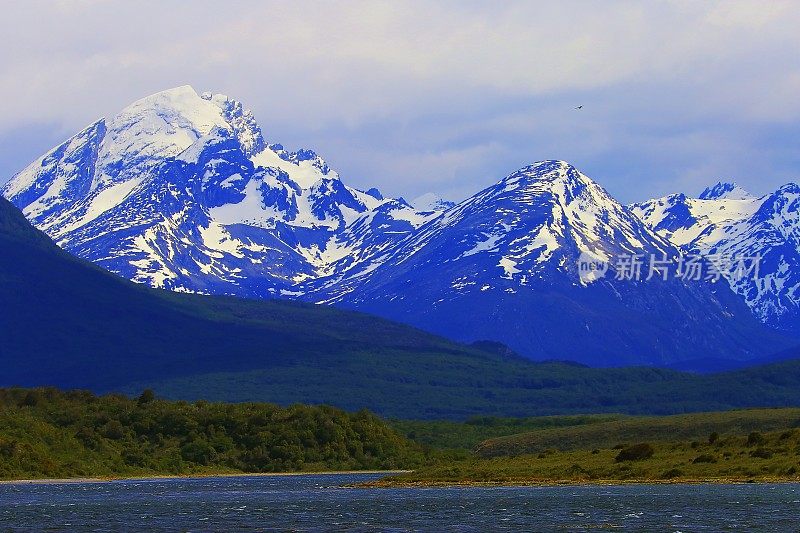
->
[[0, 193, 521, 418], [7, 194, 800, 418], [633, 182, 800, 334], [2, 86, 798, 367]]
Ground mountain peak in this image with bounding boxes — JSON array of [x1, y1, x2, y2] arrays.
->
[[699, 181, 754, 200], [411, 192, 454, 212], [146, 84, 199, 98], [122, 85, 212, 121], [508, 160, 587, 186], [364, 187, 384, 201], [124, 85, 264, 153], [496, 160, 607, 206], [520, 159, 574, 175]]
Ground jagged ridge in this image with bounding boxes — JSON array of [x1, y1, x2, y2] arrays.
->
[[2, 87, 796, 366], [1, 86, 444, 297], [634, 182, 800, 333]]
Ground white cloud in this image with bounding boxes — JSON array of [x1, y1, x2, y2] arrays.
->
[[1, 0, 800, 201]]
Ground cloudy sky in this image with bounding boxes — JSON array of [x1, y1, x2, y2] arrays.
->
[[1, 0, 799, 203]]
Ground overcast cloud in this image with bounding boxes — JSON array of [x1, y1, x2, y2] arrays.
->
[[1, 0, 799, 203]]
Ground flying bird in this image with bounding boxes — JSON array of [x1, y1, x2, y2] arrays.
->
[[575, 105, 583, 110]]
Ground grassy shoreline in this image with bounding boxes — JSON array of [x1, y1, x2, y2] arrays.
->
[[0, 470, 412, 485], [364, 476, 800, 488], [369, 425, 800, 488], [5, 470, 798, 489], [4, 388, 800, 488]]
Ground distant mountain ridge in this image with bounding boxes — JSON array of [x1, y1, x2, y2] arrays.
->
[[2, 86, 796, 367], [309, 161, 791, 366], [7, 195, 800, 419], [633, 181, 800, 333]]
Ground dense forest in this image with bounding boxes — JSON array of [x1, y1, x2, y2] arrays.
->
[[0, 388, 429, 480]]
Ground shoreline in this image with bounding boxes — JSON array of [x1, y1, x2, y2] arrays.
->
[[363, 475, 800, 489], [3, 471, 798, 489], [0, 470, 411, 486]]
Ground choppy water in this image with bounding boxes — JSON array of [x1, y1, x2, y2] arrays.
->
[[1, 473, 798, 531]]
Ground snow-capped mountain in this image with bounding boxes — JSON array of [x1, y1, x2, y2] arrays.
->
[[305, 161, 786, 365], [1, 87, 793, 367], [312, 160, 676, 300], [1, 86, 441, 296], [633, 181, 800, 333]]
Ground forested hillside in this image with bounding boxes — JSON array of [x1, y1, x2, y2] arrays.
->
[[0, 388, 426, 480]]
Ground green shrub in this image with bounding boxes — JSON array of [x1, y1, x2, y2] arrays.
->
[[101, 420, 125, 440], [121, 448, 148, 467], [747, 432, 765, 446], [660, 468, 684, 479], [0, 439, 19, 458], [567, 463, 588, 475], [21, 391, 40, 407], [74, 427, 101, 450], [693, 454, 717, 464], [750, 448, 773, 459], [137, 389, 156, 406], [180, 440, 215, 465], [615, 443, 654, 462]]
